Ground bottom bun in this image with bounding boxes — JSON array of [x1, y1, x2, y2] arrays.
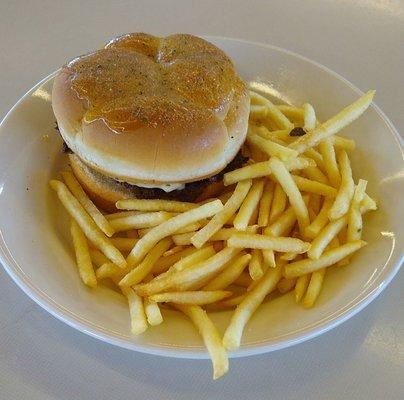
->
[[69, 154, 227, 212]]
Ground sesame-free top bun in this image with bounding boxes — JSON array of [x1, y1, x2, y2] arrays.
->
[[52, 33, 249, 185]]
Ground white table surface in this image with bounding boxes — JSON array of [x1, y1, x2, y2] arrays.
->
[[0, 1, 403, 399]]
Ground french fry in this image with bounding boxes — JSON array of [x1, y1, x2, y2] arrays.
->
[[262, 249, 276, 269], [119, 238, 173, 286], [281, 252, 298, 261], [116, 198, 196, 212], [135, 247, 240, 296], [329, 150, 355, 220], [258, 180, 274, 227], [303, 103, 316, 130], [228, 233, 310, 253], [50, 180, 126, 268], [144, 298, 163, 326], [304, 166, 329, 185], [331, 136, 356, 151], [347, 179, 368, 241], [172, 246, 216, 272], [110, 237, 138, 252], [174, 225, 259, 246], [284, 240, 366, 278], [318, 138, 341, 188], [276, 104, 304, 124], [121, 286, 148, 334], [176, 305, 229, 380], [152, 246, 197, 274], [289, 90, 375, 153], [277, 277, 297, 294], [254, 125, 291, 142], [302, 268, 326, 308], [233, 180, 265, 231], [191, 181, 251, 248], [139, 221, 201, 238], [89, 249, 109, 268], [70, 219, 97, 288], [269, 183, 288, 223], [127, 199, 223, 267], [249, 249, 264, 281], [105, 211, 140, 221], [265, 206, 296, 237], [249, 104, 268, 120], [292, 175, 337, 197], [96, 262, 122, 280], [295, 274, 311, 303], [223, 157, 313, 186], [308, 216, 348, 260], [249, 91, 294, 130], [268, 157, 310, 234], [62, 171, 115, 237], [247, 133, 298, 161], [304, 197, 334, 239], [214, 294, 247, 309], [223, 265, 282, 350], [304, 148, 325, 171], [150, 291, 232, 305], [203, 253, 251, 290], [110, 211, 172, 232]]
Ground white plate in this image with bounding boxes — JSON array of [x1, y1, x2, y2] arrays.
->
[[0, 37, 402, 359]]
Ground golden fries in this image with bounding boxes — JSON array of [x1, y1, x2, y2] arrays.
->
[[318, 139, 341, 188], [234, 180, 265, 230], [269, 157, 310, 234], [172, 246, 216, 272], [150, 291, 232, 305], [203, 253, 251, 290], [303, 103, 316, 130], [70, 220, 97, 288], [135, 247, 240, 296], [228, 232, 310, 253], [247, 133, 298, 161], [62, 171, 115, 237], [109, 237, 138, 252], [116, 198, 196, 212], [119, 238, 173, 286], [176, 305, 228, 379], [144, 298, 163, 326], [295, 274, 311, 303], [269, 183, 287, 223], [292, 176, 337, 197], [127, 199, 223, 266], [347, 179, 367, 241], [289, 90, 375, 153], [50, 180, 126, 268], [110, 211, 172, 232], [302, 268, 326, 308], [308, 216, 347, 260], [258, 180, 274, 226], [248, 249, 264, 280], [249, 91, 294, 129], [121, 286, 148, 334], [284, 240, 366, 278], [191, 181, 251, 248], [223, 265, 282, 350], [329, 150, 355, 220]]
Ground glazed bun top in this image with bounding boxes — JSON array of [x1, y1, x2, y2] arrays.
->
[[52, 33, 249, 184]]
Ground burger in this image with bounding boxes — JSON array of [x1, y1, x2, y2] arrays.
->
[[52, 33, 250, 212]]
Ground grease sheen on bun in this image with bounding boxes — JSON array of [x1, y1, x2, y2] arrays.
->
[[52, 33, 249, 185]]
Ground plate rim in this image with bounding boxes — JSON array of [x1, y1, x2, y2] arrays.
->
[[0, 36, 403, 359]]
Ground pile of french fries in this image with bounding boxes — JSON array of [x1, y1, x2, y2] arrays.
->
[[50, 89, 377, 379]]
